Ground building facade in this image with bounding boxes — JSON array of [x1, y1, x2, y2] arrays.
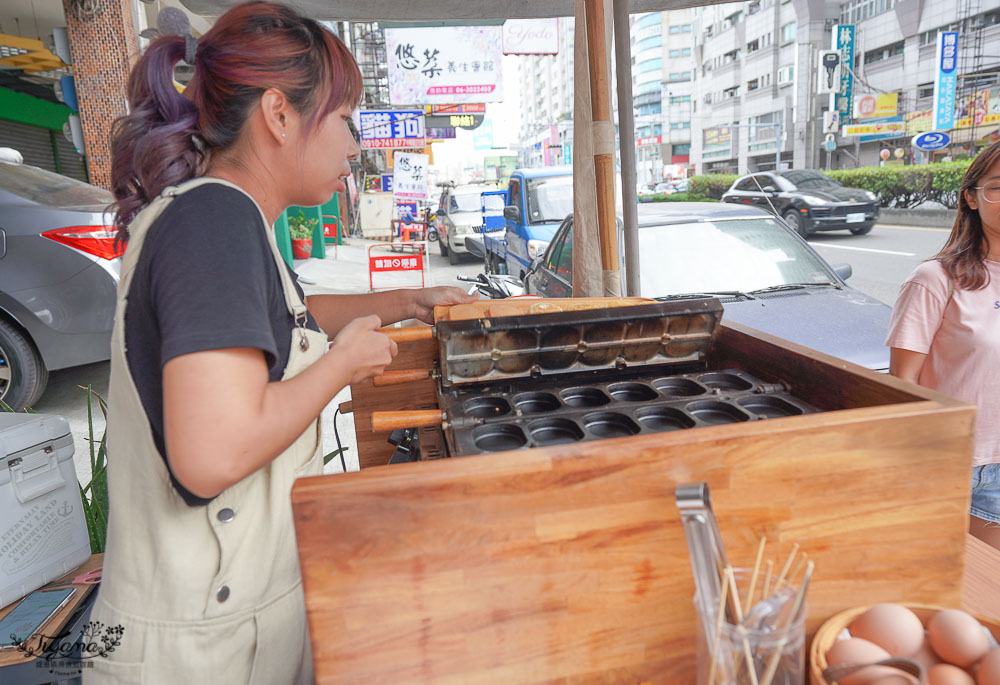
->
[[683, 0, 1000, 174], [517, 19, 576, 167]]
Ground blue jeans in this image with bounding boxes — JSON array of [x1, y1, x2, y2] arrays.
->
[[971, 463, 1000, 524]]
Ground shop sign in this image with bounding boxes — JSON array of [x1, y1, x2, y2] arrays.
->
[[932, 32, 959, 130], [842, 117, 905, 141], [703, 127, 732, 155], [358, 110, 425, 149], [853, 93, 898, 120], [395, 202, 418, 220], [906, 110, 933, 136], [913, 131, 951, 151], [385, 27, 503, 105], [636, 135, 662, 147], [833, 25, 856, 123], [502, 18, 559, 55], [430, 104, 486, 114], [370, 253, 423, 273], [426, 127, 457, 139], [392, 151, 429, 200]]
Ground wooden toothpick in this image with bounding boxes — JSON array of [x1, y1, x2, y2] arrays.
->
[[759, 561, 813, 685], [744, 537, 767, 616], [774, 542, 799, 589]]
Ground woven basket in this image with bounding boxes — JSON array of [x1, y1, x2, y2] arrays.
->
[[809, 603, 1000, 685]]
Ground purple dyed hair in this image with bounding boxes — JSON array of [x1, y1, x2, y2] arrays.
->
[[110, 1, 362, 235]]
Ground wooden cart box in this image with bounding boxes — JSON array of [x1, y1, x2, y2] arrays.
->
[[292, 320, 974, 684]]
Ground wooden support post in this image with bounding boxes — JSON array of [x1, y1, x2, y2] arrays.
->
[[584, 0, 621, 296]]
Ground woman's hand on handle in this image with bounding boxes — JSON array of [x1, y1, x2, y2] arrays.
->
[[411, 286, 479, 324], [330, 314, 398, 384]]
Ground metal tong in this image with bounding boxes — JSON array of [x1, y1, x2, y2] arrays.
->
[[675, 482, 738, 625]]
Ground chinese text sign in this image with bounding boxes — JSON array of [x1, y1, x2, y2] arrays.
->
[[385, 27, 503, 105], [933, 32, 959, 131], [393, 151, 429, 200], [833, 25, 855, 123], [358, 110, 426, 149]]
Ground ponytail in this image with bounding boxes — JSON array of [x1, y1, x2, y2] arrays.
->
[[110, 35, 202, 236], [110, 1, 362, 239]]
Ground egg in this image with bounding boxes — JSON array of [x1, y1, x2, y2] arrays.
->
[[928, 610, 991, 668], [826, 637, 897, 685], [977, 647, 1000, 685], [849, 604, 926, 657], [928, 663, 976, 685], [866, 676, 917, 685]]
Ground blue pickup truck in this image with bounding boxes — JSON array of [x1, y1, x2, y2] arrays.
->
[[482, 166, 573, 279]]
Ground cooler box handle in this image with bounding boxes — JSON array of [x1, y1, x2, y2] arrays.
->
[[9, 451, 66, 504]]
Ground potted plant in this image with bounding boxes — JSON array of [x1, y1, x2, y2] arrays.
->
[[288, 210, 318, 259]]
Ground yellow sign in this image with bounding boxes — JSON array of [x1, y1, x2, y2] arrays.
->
[[905, 110, 932, 136], [853, 93, 898, 119], [843, 121, 906, 136], [449, 114, 477, 128]]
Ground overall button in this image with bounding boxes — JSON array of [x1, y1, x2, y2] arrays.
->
[[217, 508, 235, 523], [217, 586, 230, 603]]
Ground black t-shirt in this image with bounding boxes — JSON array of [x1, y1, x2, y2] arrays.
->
[[124, 183, 321, 506]]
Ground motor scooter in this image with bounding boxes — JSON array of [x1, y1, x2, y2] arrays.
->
[[456, 273, 526, 300]]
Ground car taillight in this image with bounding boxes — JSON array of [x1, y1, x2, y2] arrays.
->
[[41, 225, 124, 260]]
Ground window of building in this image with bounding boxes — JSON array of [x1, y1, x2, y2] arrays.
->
[[780, 22, 796, 44], [669, 24, 692, 34], [638, 35, 662, 51], [669, 71, 691, 81], [863, 40, 904, 65], [839, 0, 896, 24], [723, 85, 740, 99], [777, 65, 794, 83], [723, 48, 741, 64], [723, 11, 744, 29], [670, 121, 691, 129], [747, 1, 761, 15], [673, 143, 691, 155], [748, 111, 782, 150], [636, 13, 660, 29], [746, 38, 760, 53], [639, 58, 662, 73], [669, 48, 692, 57], [638, 102, 662, 116], [747, 78, 759, 91], [637, 81, 660, 95], [669, 94, 692, 103], [917, 82, 934, 99]]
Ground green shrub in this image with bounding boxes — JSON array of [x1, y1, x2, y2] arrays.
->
[[687, 174, 739, 200], [826, 160, 972, 209], [645, 192, 717, 203]]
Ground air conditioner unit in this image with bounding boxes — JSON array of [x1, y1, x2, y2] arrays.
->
[[703, 94, 713, 104]]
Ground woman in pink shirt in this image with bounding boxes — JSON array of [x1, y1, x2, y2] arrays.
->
[[887, 141, 1000, 551]]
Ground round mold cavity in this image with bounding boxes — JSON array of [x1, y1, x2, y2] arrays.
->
[[513, 391, 560, 414], [698, 372, 754, 392], [652, 377, 705, 397], [607, 382, 658, 402], [529, 418, 584, 445], [448, 332, 493, 378], [578, 322, 624, 367], [635, 406, 695, 432], [622, 318, 666, 362], [686, 400, 750, 425], [560, 386, 611, 408], [538, 326, 580, 369], [463, 396, 512, 419], [663, 313, 711, 358], [491, 329, 537, 374], [471, 423, 528, 452], [737, 395, 803, 419], [583, 412, 641, 438]]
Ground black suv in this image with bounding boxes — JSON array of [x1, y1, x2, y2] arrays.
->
[[720, 170, 880, 237]]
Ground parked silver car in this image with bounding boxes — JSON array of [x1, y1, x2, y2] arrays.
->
[[524, 202, 892, 371], [435, 183, 499, 265], [0, 157, 120, 409]]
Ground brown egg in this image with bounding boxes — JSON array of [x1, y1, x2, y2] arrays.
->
[[866, 676, 917, 685], [928, 663, 976, 685], [977, 647, 1000, 685], [849, 604, 926, 657], [826, 637, 897, 685], [928, 610, 991, 668]]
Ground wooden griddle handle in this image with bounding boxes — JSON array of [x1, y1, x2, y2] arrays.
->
[[381, 326, 435, 343], [338, 401, 353, 414], [371, 410, 444, 432], [371, 369, 431, 387]]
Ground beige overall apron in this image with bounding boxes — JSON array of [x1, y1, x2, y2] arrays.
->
[[83, 178, 326, 684]]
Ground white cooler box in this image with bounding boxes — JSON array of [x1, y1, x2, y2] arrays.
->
[[0, 413, 91, 608]]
